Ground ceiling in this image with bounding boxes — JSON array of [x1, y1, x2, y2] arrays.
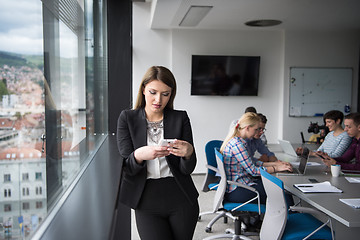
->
[[145, 0, 360, 32]]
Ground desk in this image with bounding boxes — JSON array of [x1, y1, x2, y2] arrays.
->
[[271, 148, 360, 239]]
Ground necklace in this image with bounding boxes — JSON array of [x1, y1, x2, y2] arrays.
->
[[147, 119, 163, 144]]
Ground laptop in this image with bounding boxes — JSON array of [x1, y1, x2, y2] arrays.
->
[[278, 139, 299, 157], [276, 147, 310, 176]]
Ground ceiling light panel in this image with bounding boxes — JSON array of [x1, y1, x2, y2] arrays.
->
[[179, 5, 213, 27]]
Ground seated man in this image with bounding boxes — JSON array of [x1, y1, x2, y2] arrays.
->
[[322, 112, 360, 171], [246, 113, 278, 162]]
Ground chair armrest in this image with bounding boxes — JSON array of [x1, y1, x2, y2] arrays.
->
[[206, 164, 219, 174], [227, 180, 263, 214], [228, 180, 257, 193]]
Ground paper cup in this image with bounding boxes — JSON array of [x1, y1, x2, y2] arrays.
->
[[331, 164, 341, 177]]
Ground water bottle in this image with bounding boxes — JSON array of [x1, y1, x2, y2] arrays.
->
[[344, 104, 351, 113]]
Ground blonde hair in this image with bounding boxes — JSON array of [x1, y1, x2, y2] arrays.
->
[[220, 112, 260, 152], [134, 66, 177, 110]]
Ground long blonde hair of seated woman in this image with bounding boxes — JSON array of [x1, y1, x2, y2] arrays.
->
[[220, 112, 260, 153]]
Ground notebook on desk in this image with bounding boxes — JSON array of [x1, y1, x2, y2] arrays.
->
[[276, 147, 310, 176]]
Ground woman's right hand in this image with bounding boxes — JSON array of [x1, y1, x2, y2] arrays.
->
[[134, 146, 170, 164], [275, 163, 293, 173]]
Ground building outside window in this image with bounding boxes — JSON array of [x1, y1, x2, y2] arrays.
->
[[0, 0, 108, 238]]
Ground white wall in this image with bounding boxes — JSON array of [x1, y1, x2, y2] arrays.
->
[[133, 3, 360, 173], [282, 31, 360, 142]]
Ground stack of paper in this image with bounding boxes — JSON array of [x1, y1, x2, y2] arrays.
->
[[294, 181, 343, 193], [339, 198, 360, 209], [345, 177, 360, 183]]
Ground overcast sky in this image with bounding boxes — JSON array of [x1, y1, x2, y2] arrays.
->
[[0, 0, 43, 55]]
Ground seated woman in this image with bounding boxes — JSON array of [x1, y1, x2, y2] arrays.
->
[[297, 110, 352, 158], [220, 112, 293, 205], [322, 112, 360, 171]]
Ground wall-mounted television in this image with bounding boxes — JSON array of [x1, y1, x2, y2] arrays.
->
[[191, 55, 260, 96]]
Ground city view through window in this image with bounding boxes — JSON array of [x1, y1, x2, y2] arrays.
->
[[0, 0, 108, 239], [0, 1, 47, 238]]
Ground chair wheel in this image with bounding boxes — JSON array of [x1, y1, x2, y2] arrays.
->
[[225, 229, 232, 234], [198, 216, 201, 221], [205, 227, 212, 233]]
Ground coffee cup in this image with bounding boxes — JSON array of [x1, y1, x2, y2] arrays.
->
[[331, 164, 341, 177]]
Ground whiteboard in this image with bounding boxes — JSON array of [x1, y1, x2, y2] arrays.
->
[[289, 67, 352, 117]]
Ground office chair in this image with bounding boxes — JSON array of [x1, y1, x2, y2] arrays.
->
[[203, 148, 266, 240], [201, 140, 223, 192], [199, 140, 236, 232], [259, 168, 334, 240]]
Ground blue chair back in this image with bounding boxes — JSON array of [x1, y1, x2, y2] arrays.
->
[[205, 140, 223, 175]]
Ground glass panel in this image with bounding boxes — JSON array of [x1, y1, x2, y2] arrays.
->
[[0, 0, 108, 239]]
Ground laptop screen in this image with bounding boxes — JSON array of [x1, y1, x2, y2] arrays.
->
[[278, 139, 298, 157], [298, 147, 310, 174]]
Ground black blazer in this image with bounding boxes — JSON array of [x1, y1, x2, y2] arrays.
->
[[116, 108, 199, 209]]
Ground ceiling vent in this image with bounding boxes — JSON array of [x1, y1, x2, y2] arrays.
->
[[179, 6, 213, 27]]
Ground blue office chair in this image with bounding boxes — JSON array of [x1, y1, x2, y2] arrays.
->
[[199, 140, 236, 233], [201, 140, 223, 192], [203, 148, 266, 240], [259, 168, 334, 240]]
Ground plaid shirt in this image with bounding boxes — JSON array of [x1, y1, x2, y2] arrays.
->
[[223, 137, 263, 193]]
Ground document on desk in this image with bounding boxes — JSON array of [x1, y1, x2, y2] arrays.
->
[[345, 177, 360, 183], [339, 198, 360, 209], [291, 161, 321, 167], [294, 181, 343, 193]]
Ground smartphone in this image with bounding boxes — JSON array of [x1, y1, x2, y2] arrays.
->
[[308, 178, 318, 183], [159, 139, 176, 146]]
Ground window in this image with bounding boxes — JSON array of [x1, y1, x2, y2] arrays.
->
[[4, 204, 11, 212], [22, 187, 30, 196], [35, 172, 42, 181], [36, 201, 43, 209], [23, 202, 30, 210], [36, 187, 43, 195], [0, 0, 108, 237], [22, 173, 29, 181], [4, 174, 11, 182]]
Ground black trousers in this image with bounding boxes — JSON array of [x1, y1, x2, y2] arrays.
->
[[135, 177, 199, 240]]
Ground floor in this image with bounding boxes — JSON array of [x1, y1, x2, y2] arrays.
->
[[131, 174, 260, 240]]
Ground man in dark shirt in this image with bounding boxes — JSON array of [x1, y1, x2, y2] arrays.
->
[[322, 112, 360, 171]]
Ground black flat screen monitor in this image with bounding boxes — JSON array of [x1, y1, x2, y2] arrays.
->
[[191, 55, 260, 96]]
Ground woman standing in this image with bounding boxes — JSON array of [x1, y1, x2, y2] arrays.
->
[[117, 66, 199, 240], [220, 112, 292, 204]]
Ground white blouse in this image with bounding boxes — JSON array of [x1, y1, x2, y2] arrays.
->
[[146, 119, 173, 179]]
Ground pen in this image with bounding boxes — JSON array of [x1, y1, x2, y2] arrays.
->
[[297, 185, 313, 187]]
